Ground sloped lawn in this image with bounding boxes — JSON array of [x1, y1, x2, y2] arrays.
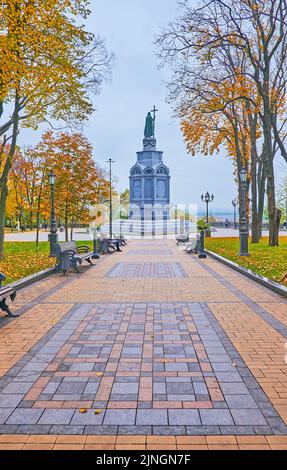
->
[[205, 236, 287, 286], [0, 241, 93, 284]]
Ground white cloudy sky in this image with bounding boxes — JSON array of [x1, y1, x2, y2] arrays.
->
[[18, 0, 285, 212]]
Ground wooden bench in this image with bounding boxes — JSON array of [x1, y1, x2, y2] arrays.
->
[[0, 273, 17, 317], [56, 241, 96, 273]]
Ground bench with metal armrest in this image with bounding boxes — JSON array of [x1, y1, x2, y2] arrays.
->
[[56, 241, 97, 273], [176, 233, 189, 245], [0, 273, 17, 317], [183, 236, 201, 254]]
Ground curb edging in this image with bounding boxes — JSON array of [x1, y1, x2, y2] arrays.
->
[[205, 249, 287, 298], [10, 267, 56, 291]]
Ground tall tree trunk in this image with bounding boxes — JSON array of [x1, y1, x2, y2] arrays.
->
[[248, 111, 260, 243], [267, 166, 281, 246], [35, 174, 44, 246], [251, 162, 259, 243], [257, 158, 266, 239], [70, 220, 74, 241], [29, 209, 33, 231], [64, 200, 69, 242], [0, 98, 20, 258]]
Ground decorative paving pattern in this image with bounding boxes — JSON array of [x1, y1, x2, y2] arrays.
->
[[0, 238, 286, 448], [106, 262, 188, 278], [128, 249, 173, 255], [0, 301, 285, 436]]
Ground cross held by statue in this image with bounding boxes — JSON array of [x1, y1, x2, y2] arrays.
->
[[151, 105, 158, 121]]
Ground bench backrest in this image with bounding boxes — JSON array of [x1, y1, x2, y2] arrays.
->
[[57, 241, 77, 253]]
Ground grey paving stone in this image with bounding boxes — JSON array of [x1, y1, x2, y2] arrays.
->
[[22, 362, 48, 372], [111, 383, 139, 395], [137, 402, 152, 409], [200, 409, 234, 425], [225, 395, 258, 409], [166, 377, 191, 383], [231, 409, 267, 425], [62, 376, 89, 383], [0, 425, 19, 434], [15, 425, 52, 434], [70, 409, 104, 425], [258, 402, 279, 417], [110, 394, 138, 401], [118, 425, 151, 435], [0, 408, 14, 424], [188, 363, 201, 372], [166, 383, 193, 395], [52, 394, 82, 401], [42, 382, 60, 394], [83, 425, 118, 435], [6, 409, 44, 425], [0, 394, 24, 408], [249, 389, 270, 401], [69, 363, 94, 372], [153, 383, 166, 394], [153, 426, 186, 435], [38, 409, 74, 425], [104, 409, 136, 426], [168, 394, 195, 401], [193, 383, 209, 395], [212, 402, 228, 409], [56, 382, 86, 394], [186, 425, 220, 435], [136, 409, 168, 426], [212, 363, 237, 372], [168, 409, 200, 426], [165, 363, 188, 372], [215, 372, 243, 382], [17, 400, 35, 408], [115, 377, 139, 383], [208, 355, 233, 363], [12, 373, 42, 383], [220, 383, 250, 395], [220, 425, 255, 435], [267, 417, 287, 434], [254, 425, 273, 435]]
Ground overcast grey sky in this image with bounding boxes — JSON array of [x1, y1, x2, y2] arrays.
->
[[19, 0, 285, 212]]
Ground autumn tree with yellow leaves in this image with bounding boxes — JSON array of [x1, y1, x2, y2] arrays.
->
[[35, 131, 110, 242], [6, 131, 110, 242], [0, 0, 112, 257], [157, 0, 287, 246]]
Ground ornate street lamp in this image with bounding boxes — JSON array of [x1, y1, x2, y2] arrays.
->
[[48, 170, 58, 257], [232, 198, 238, 228], [201, 191, 214, 223], [239, 169, 249, 256]]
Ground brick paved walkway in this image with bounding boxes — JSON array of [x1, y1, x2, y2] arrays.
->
[[0, 239, 286, 449]]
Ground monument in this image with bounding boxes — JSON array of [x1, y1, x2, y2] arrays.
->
[[129, 107, 170, 222]]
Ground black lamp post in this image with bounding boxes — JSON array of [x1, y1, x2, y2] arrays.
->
[[239, 169, 249, 256], [48, 170, 58, 257], [232, 198, 238, 228], [106, 158, 115, 238], [201, 192, 214, 223]]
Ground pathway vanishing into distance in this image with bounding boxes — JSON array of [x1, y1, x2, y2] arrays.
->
[[0, 239, 286, 449]]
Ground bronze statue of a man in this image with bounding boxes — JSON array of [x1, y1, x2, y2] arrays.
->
[[144, 112, 154, 138]]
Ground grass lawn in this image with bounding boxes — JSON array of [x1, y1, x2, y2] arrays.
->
[[205, 236, 287, 286], [0, 241, 93, 284]]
